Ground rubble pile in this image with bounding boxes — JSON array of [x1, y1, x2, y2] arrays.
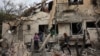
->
[[0, 41, 31, 56], [8, 41, 31, 56]]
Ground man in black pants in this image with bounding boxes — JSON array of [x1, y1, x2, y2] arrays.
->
[[60, 33, 71, 55]]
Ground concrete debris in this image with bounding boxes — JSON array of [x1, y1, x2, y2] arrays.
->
[[7, 41, 31, 56]]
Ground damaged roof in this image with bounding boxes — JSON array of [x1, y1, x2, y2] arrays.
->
[[21, 12, 50, 21]]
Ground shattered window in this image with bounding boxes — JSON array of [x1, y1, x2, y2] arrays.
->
[[86, 21, 100, 28], [27, 25, 31, 30], [50, 24, 58, 34], [39, 25, 48, 33], [71, 22, 83, 35], [48, 1, 53, 12], [91, 0, 97, 6], [86, 21, 96, 28], [97, 21, 100, 27], [68, 0, 83, 5], [39, 24, 58, 34]]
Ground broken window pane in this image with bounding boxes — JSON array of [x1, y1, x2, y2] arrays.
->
[[86, 21, 100, 28], [97, 21, 100, 27], [86, 21, 96, 28], [50, 25, 58, 34], [10, 26, 17, 31], [71, 22, 82, 35], [39, 24, 58, 34], [48, 1, 53, 12], [91, 0, 97, 6], [27, 25, 31, 30], [39, 25, 48, 33], [68, 0, 83, 5]]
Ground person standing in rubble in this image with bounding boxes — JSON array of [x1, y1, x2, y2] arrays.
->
[[59, 33, 71, 55], [39, 31, 44, 42], [34, 33, 39, 50]]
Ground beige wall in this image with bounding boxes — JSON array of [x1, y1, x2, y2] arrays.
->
[[56, 0, 95, 16], [22, 12, 51, 42], [58, 23, 70, 35], [2, 12, 50, 43], [2, 21, 18, 45], [57, 0, 92, 7], [23, 20, 49, 42], [57, 0, 67, 3]]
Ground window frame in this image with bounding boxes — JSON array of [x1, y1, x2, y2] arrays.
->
[[68, 0, 83, 5], [38, 24, 59, 34], [86, 21, 100, 28], [70, 22, 83, 35]]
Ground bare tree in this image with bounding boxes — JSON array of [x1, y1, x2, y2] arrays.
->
[[0, 0, 28, 38], [1, 0, 27, 16]]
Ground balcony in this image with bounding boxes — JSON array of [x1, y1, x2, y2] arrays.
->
[[56, 11, 95, 23]]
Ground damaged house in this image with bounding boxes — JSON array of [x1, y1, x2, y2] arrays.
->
[[1, 1, 54, 43], [1, 0, 56, 43], [55, 0, 100, 45], [1, 0, 100, 46]]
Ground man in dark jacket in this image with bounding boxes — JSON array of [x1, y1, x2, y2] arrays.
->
[[60, 33, 71, 55]]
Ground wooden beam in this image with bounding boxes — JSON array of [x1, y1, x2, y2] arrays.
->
[[48, 0, 57, 30], [39, 34, 51, 51], [39, 0, 57, 51]]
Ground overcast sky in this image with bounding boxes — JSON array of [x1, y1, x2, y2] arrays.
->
[[0, 0, 52, 8], [14, 0, 41, 5], [0, 0, 41, 8]]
